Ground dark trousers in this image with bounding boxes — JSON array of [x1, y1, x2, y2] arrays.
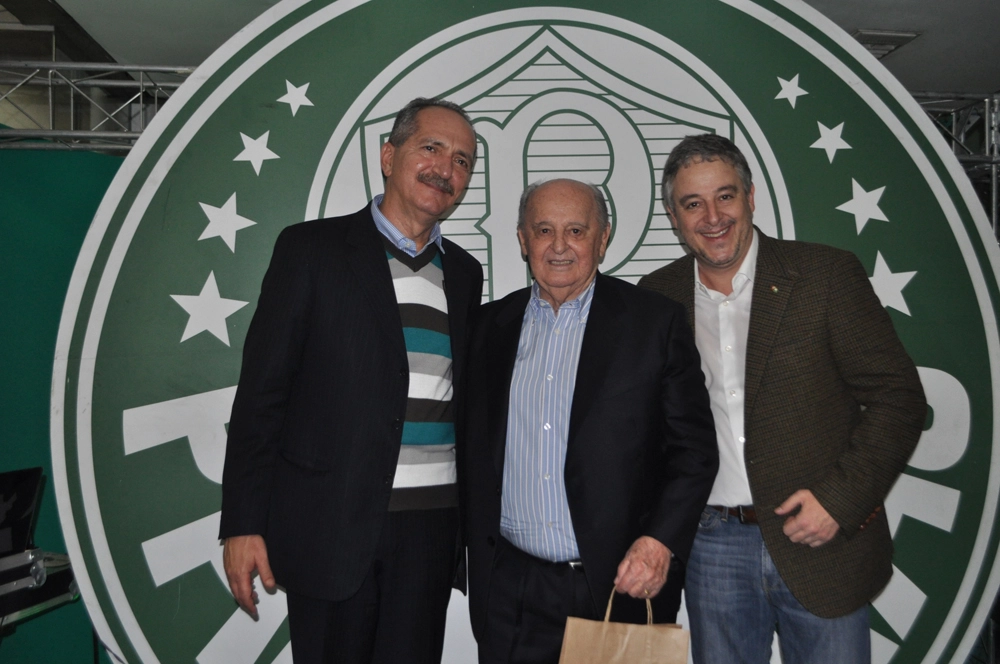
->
[[286, 507, 459, 664], [478, 537, 598, 664]]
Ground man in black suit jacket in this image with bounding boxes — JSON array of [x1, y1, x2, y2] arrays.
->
[[219, 98, 483, 664], [464, 179, 718, 663]]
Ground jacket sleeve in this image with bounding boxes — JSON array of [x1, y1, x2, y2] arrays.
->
[[219, 227, 313, 538], [810, 251, 927, 533], [644, 304, 719, 562]]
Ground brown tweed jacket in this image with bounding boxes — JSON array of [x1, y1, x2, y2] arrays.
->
[[638, 230, 926, 618]]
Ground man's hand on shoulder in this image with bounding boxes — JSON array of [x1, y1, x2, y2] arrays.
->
[[613, 536, 671, 599], [223, 534, 276, 618], [775, 489, 840, 547]]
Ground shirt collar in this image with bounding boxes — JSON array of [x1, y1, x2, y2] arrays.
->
[[694, 228, 759, 297], [371, 194, 446, 257], [529, 276, 597, 322]]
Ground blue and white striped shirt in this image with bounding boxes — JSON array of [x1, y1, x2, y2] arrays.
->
[[372, 195, 445, 257], [500, 279, 596, 561]]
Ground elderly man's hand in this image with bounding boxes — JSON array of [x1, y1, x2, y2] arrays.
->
[[613, 536, 671, 599], [775, 489, 840, 547], [223, 535, 276, 618]]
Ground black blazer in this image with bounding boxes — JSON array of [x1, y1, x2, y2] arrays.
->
[[463, 273, 718, 634], [220, 205, 483, 601]]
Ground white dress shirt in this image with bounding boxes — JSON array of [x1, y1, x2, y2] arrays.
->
[[694, 230, 759, 506]]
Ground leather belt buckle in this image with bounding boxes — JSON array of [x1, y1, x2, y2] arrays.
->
[[729, 505, 758, 526], [567, 560, 584, 570]]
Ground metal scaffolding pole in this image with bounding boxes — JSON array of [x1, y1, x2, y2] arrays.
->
[[0, 60, 192, 151], [913, 91, 1000, 239]]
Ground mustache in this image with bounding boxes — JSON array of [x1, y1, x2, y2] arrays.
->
[[418, 171, 455, 195]]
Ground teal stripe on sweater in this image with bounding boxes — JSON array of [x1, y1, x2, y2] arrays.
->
[[402, 327, 452, 358], [402, 421, 456, 446]]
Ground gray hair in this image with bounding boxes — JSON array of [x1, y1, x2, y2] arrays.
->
[[661, 134, 753, 212], [387, 97, 477, 165], [517, 179, 610, 231]]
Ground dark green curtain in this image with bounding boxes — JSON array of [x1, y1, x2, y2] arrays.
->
[[1, 146, 121, 664]]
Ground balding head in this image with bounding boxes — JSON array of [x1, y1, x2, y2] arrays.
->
[[516, 179, 611, 311]]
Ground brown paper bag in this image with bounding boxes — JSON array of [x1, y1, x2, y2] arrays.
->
[[558, 590, 689, 663]]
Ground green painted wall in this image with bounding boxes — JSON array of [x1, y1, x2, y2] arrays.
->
[[1, 147, 120, 664]]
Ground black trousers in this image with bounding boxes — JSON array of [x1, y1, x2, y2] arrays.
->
[[478, 537, 599, 664], [286, 507, 459, 664]]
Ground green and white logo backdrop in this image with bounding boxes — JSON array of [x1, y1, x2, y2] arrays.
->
[[51, 1, 999, 662]]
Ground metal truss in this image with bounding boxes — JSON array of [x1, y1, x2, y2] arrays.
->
[[0, 60, 192, 151], [912, 91, 1000, 237]]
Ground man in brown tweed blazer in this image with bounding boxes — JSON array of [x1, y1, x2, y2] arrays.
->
[[639, 134, 926, 664]]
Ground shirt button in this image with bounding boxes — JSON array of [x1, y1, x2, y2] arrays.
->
[[546, 374, 554, 381], [725, 345, 732, 352], [543, 423, 551, 431], [547, 522, 554, 528], [554, 329, 561, 335], [544, 473, 551, 480], [729, 390, 737, 397], [738, 436, 746, 443], [723, 301, 730, 307]]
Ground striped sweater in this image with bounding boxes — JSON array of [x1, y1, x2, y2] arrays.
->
[[383, 237, 458, 511]]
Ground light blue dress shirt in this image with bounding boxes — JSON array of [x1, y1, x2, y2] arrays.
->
[[371, 194, 445, 257], [500, 279, 596, 561]]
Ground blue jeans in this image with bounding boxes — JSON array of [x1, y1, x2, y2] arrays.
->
[[686, 507, 870, 664]]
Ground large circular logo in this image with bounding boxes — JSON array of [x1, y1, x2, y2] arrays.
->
[[52, 1, 999, 662]]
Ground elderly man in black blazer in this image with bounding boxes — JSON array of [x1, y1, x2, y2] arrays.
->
[[219, 98, 483, 664], [464, 178, 718, 664]]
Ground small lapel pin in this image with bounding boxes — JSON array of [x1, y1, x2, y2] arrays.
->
[[770, 285, 779, 293]]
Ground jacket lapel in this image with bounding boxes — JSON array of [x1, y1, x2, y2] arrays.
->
[[440, 243, 471, 376], [568, 274, 623, 441], [488, 289, 531, 478], [664, 256, 697, 331], [345, 207, 406, 361], [744, 231, 797, 419]]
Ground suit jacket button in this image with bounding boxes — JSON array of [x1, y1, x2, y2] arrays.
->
[[392, 418, 403, 430], [384, 474, 393, 484], [487, 536, 496, 546]]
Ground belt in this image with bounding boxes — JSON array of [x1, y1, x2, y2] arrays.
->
[[709, 505, 758, 524], [499, 536, 584, 570]]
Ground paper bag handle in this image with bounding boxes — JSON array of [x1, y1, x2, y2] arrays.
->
[[604, 590, 653, 625]]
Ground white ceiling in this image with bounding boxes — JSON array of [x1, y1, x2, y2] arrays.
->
[[804, 0, 1000, 93], [54, 0, 281, 67], [10, 0, 1000, 94]]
